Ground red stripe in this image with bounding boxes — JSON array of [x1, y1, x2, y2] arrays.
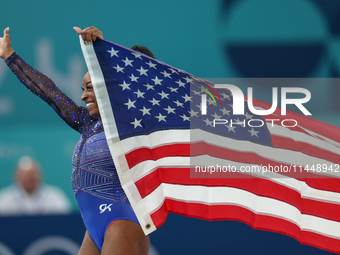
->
[[128, 143, 310, 178], [126, 144, 190, 169], [135, 167, 340, 222], [150, 199, 340, 254], [301, 231, 340, 255], [190, 142, 324, 179], [127, 140, 340, 193], [271, 135, 340, 165]]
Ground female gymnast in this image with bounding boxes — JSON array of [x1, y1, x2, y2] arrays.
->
[[0, 26, 151, 255]]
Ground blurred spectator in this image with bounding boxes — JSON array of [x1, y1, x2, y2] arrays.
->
[[0, 156, 72, 215]]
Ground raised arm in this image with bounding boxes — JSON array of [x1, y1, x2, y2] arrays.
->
[[0, 27, 89, 132], [0, 28, 14, 60]]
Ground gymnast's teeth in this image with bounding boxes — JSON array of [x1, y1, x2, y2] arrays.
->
[[86, 103, 94, 107]]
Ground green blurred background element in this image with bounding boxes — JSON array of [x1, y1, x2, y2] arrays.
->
[[1, 0, 340, 210]]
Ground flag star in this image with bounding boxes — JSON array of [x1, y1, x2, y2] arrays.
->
[[113, 64, 124, 73], [228, 103, 233, 109], [189, 109, 199, 117], [196, 104, 201, 110], [130, 118, 142, 128], [134, 89, 145, 98], [173, 100, 184, 108], [155, 113, 167, 122], [226, 124, 237, 133], [107, 47, 119, 57], [191, 90, 202, 96], [211, 113, 222, 119], [124, 99, 137, 110], [139, 106, 151, 116], [182, 94, 192, 102], [152, 76, 163, 85], [203, 118, 214, 127], [207, 97, 216, 105], [169, 87, 179, 93], [149, 98, 161, 106], [176, 80, 186, 87], [220, 107, 230, 116], [234, 118, 245, 126], [132, 52, 142, 59], [248, 128, 260, 137], [129, 74, 139, 82], [136, 66, 149, 76], [144, 83, 155, 90], [244, 112, 254, 119], [161, 70, 171, 78], [168, 68, 178, 74], [158, 91, 169, 99], [146, 61, 157, 69], [180, 114, 190, 121], [220, 92, 230, 100], [183, 76, 193, 84], [119, 81, 131, 91], [122, 57, 134, 67], [164, 106, 176, 114], [196, 78, 205, 82]]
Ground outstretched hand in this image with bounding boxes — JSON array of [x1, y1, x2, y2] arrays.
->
[[73, 26, 103, 44], [0, 27, 14, 60]]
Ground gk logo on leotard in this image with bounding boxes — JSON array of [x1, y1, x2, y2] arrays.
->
[[99, 203, 113, 213]]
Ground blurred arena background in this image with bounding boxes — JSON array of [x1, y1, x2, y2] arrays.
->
[[0, 0, 339, 254]]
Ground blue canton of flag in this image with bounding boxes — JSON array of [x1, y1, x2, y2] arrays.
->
[[92, 39, 271, 146], [95, 40, 190, 140]]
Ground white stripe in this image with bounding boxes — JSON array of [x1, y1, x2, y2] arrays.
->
[[121, 129, 340, 178], [121, 129, 190, 154], [143, 183, 340, 239], [189, 129, 336, 173], [260, 106, 340, 149], [120, 121, 340, 157], [129, 155, 340, 205], [267, 123, 340, 155], [130, 156, 190, 181]]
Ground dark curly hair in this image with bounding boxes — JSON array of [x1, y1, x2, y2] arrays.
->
[[130, 45, 155, 59]]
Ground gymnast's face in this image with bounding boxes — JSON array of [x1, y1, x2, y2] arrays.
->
[[81, 72, 100, 118]]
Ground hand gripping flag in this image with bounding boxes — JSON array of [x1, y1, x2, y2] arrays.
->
[[80, 37, 340, 254]]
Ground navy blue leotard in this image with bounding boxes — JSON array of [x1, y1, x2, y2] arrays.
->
[[6, 53, 139, 250]]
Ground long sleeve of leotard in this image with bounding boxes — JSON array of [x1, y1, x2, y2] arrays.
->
[[5, 52, 90, 133]]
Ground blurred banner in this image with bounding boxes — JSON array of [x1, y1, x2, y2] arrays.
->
[[0, 213, 85, 255], [0, 213, 335, 255]]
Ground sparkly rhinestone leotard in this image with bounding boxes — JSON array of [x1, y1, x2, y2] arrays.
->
[[6, 53, 139, 250]]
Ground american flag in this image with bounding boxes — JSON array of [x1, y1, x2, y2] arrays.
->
[[80, 37, 340, 254]]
